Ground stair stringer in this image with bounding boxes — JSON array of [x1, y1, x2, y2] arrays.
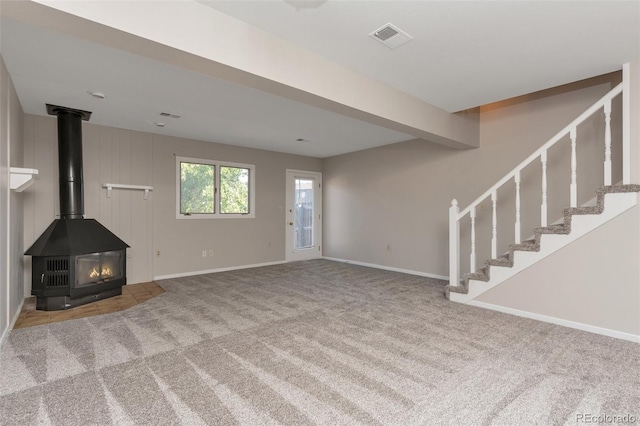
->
[[447, 186, 639, 304]]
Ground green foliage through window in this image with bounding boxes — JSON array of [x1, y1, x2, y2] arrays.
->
[[180, 162, 215, 214], [220, 167, 249, 214], [177, 157, 254, 218]]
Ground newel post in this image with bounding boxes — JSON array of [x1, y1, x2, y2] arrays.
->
[[449, 199, 460, 287]]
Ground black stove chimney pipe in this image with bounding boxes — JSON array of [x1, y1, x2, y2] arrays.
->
[[46, 104, 92, 219], [57, 110, 84, 219]]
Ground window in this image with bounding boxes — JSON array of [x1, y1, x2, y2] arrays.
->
[[220, 166, 249, 214], [176, 156, 255, 219], [180, 161, 215, 214]]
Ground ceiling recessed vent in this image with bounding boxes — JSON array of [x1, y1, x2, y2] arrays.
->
[[159, 112, 181, 119], [374, 26, 398, 41], [369, 23, 413, 49]]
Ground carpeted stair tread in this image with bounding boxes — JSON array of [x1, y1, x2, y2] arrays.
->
[[487, 254, 513, 268], [509, 239, 539, 252], [568, 206, 601, 215], [445, 184, 640, 297], [534, 224, 569, 235], [467, 271, 489, 282], [446, 284, 466, 295], [605, 183, 640, 193]]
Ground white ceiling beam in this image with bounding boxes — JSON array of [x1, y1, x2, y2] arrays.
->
[[3, 0, 479, 149]]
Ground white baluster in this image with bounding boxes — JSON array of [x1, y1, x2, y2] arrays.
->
[[570, 127, 577, 208], [541, 151, 548, 227], [491, 191, 497, 259], [449, 199, 460, 286], [514, 171, 521, 244], [623, 63, 631, 184], [604, 100, 612, 186], [470, 206, 476, 272]]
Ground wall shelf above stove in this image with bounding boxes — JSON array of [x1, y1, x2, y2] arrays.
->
[[102, 183, 154, 200], [10, 167, 39, 192]]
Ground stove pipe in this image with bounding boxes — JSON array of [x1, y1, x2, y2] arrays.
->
[[46, 104, 92, 219]]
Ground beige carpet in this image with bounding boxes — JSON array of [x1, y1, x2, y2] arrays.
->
[[1, 260, 638, 425]]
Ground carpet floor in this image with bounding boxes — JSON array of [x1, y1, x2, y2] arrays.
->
[[0, 259, 638, 425]]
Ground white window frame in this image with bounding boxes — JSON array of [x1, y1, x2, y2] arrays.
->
[[176, 156, 255, 219]]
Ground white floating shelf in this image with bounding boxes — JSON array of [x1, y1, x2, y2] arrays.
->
[[102, 183, 154, 200], [10, 167, 39, 192]]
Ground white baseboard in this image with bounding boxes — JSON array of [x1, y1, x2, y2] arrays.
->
[[323, 257, 448, 281], [0, 297, 26, 350], [467, 300, 640, 343], [153, 260, 287, 281]]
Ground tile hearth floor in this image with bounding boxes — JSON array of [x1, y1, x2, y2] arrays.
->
[[12, 282, 165, 329]]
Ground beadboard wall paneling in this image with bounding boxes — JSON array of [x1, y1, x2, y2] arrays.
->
[[24, 117, 154, 293], [1, 55, 26, 345], [83, 124, 154, 285], [23, 115, 322, 288], [1, 56, 10, 337]]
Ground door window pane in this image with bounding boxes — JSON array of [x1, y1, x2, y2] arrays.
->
[[294, 178, 314, 249]]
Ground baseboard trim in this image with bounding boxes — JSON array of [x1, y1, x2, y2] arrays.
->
[[153, 260, 287, 281], [323, 257, 448, 281], [0, 297, 26, 350], [467, 300, 640, 343]]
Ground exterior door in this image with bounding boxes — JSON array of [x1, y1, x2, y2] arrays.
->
[[286, 170, 322, 262]]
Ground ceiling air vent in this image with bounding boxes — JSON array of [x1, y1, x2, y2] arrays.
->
[[159, 112, 181, 119], [369, 23, 413, 49]]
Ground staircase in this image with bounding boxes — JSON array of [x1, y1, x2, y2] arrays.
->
[[446, 81, 636, 303], [447, 184, 639, 302]]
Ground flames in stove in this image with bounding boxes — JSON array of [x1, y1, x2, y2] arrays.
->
[[76, 251, 124, 288], [89, 266, 113, 280]]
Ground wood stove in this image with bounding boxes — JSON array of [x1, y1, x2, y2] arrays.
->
[[25, 105, 129, 311], [30, 248, 126, 311]]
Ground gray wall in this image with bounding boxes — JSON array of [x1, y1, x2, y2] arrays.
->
[[323, 73, 622, 277], [1, 55, 25, 344], [22, 115, 322, 293], [151, 134, 322, 277]]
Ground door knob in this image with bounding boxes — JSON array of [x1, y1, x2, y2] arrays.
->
[[289, 222, 293, 225]]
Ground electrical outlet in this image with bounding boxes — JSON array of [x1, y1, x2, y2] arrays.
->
[[202, 250, 207, 257], [386, 244, 391, 251], [208, 249, 214, 257], [155, 250, 161, 257]]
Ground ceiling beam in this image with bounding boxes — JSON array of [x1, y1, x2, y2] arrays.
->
[[3, 0, 479, 149]]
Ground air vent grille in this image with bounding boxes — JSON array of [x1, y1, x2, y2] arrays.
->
[[374, 26, 398, 41], [45, 273, 69, 288], [45, 258, 69, 288], [46, 258, 69, 273], [369, 23, 413, 49], [159, 112, 181, 119]]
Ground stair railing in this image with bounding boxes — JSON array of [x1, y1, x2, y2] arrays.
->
[[449, 83, 626, 287]]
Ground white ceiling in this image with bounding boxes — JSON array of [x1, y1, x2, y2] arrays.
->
[[1, 1, 639, 158], [0, 17, 412, 158], [201, 0, 640, 112]]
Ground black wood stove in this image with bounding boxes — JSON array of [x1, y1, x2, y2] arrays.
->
[[25, 105, 129, 311]]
